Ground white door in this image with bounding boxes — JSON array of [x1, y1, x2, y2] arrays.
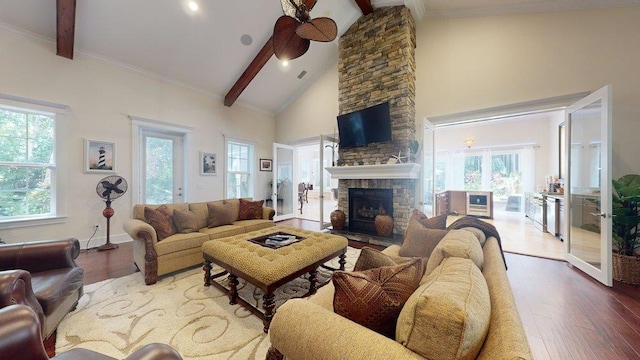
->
[[320, 135, 339, 229], [564, 85, 612, 286], [273, 143, 295, 221], [141, 130, 185, 204], [420, 118, 436, 216]]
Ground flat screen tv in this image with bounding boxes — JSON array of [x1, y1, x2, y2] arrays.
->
[[337, 102, 392, 149]]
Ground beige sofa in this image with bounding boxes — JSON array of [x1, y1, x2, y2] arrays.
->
[[123, 199, 275, 285], [267, 229, 533, 360]]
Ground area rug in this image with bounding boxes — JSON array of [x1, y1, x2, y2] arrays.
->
[[56, 247, 360, 359]]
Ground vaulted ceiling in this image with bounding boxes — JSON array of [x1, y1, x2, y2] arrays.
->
[[1, 0, 638, 114]]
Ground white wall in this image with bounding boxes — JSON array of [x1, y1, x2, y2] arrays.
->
[[0, 31, 275, 245], [277, 5, 640, 179]]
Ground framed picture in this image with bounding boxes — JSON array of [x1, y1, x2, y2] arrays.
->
[[200, 151, 217, 176], [84, 139, 116, 173], [260, 158, 273, 172]]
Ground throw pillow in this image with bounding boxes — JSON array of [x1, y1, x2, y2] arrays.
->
[[398, 216, 449, 258], [396, 257, 491, 360], [425, 229, 484, 275], [354, 246, 410, 272], [332, 258, 424, 339], [411, 209, 448, 229], [207, 201, 237, 227], [238, 198, 264, 220], [172, 209, 199, 234], [144, 205, 176, 241]]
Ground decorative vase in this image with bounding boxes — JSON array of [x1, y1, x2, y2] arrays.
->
[[330, 209, 346, 230], [374, 214, 393, 237], [613, 253, 640, 285]]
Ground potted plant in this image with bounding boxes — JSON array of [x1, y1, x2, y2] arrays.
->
[[611, 174, 640, 284]]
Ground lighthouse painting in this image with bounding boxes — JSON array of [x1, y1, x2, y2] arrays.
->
[[85, 139, 116, 173]]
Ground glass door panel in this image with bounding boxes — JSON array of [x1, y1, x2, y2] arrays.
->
[[421, 118, 435, 216], [320, 135, 338, 229], [142, 132, 184, 204], [273, 143, 294, 221], [565, 85, 612, 286]]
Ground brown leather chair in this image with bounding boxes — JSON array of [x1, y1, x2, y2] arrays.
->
[[0, 238, 84, 339], [0, 304, 183, 360]]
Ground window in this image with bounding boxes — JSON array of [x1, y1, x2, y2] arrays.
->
[[0, 106, 56, 220], [226, 139, 254, 199]]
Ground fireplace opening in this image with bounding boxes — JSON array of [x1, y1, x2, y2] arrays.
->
[[348, 188, 393, 234]]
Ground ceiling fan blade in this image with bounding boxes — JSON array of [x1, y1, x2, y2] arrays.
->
[[296, 18, 337, 42], [304, 0, 318, 11], [273, 16, 310, 60]]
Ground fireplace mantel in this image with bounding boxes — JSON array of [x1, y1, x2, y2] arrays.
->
[[325, 163, 421, 180]]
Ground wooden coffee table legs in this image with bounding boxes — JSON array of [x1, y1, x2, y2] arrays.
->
[[263, 292, 276, 332]]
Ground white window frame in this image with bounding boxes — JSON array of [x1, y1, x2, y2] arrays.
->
[[224, 137, 255, 199], [0, 93, 69, 228]]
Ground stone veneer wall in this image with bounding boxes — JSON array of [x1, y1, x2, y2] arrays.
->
[[337, 6, 417, 236]]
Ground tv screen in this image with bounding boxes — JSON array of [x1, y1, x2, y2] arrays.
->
[[337, 102, 392, 149]]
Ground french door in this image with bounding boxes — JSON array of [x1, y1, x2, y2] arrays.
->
[[131, 117, 189, 205], [420, 118, 436, 216], [273, 143, 295, 221], [320, 135, 339, 229], [564, 85, 612, 286]]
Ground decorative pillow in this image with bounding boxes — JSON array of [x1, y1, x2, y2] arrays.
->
[[425, 229, 484, 275], [172, 209, 199, 234], [398, 216, 449, 258], [396, 257, 490, 360], [354, 247, 403, 271], [332, 258, 424, 338], [411, 209, 448, 230], [238, 198, 264, 220], [144, 205, 176, 241], [207, 201, 237, 227]]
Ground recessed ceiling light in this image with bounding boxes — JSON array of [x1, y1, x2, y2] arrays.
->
[[240, 34, 253, 46], [282, 60, 289, 67], [188, 1, 199, 12]]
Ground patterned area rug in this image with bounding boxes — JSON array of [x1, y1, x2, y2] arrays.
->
[[56, 247, 360, 360]]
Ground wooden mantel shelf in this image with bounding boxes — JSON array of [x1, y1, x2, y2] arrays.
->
[[325, 163, 421, 180]]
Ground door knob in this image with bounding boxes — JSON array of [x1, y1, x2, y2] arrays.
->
[[590, 212, 607, 218]]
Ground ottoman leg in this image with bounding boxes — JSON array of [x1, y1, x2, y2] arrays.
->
[[308, 269, 318, 295], [263, 292, 276, 333], [228, 274, 239, 305], [203, 261, 212, 286], [339, 253, 347, 270]]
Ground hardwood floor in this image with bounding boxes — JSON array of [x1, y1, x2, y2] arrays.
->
[[73, 219, 640, 359]]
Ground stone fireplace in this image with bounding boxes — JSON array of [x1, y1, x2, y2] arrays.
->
[[330, 6, 417, 238]]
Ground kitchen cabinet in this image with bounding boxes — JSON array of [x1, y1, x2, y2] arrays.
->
[[435, 190, 493, 218], [435, 192, 448, 216]]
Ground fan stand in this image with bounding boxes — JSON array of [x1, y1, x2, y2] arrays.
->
[[97, 198, 119, 251]]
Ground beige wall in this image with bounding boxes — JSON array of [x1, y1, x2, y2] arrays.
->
[[277, 5, 640, 178], [0, 31, 275, 245]]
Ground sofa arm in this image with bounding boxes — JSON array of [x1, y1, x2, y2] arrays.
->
[[0, 305, 49, 360], [123, 344, 183, 360], [123, 219, 158, 243], [263, 206, 275, 220], [268, 299, 422, 360], [0, 271, 45, 337], [0, 238, 80, 273]]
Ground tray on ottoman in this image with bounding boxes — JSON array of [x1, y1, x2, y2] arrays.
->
[[248, 231, 305, 249]]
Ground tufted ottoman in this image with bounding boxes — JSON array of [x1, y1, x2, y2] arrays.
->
[[202, 225, 348, 332]]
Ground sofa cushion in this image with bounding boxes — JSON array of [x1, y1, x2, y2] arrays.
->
[[172, 209, 199, 234], [238, 199, 264, 220], [232, 219, 275, 233], [144, 205, 177, 241], [425, 229, 484, 275], [207, 201, 237, 227], [396, 257, 491, 360], [199, 224, 246, 240], [30, 268, 84, 315], [399, 216, 449, 258], [332, 258, 424, 339], [354, 247, 410, 271], [154, 232, 210, 256]]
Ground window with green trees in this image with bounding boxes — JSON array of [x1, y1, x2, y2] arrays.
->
[[0, 107, 56, 218], [226, 140, 254, 199]]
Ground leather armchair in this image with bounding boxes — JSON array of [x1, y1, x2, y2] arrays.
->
[[0, 238, 84, 339], [0, 305, 183, 360]]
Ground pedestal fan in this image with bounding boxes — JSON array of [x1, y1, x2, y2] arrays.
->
[[96, 175, 128, 251]]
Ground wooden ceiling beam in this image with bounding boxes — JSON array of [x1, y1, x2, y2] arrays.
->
[[224, 37, 274, 107], [354, 0, 373, 15], [56, 0, 76, 59]]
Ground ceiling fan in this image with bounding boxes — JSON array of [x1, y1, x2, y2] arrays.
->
[[273, 0, 338, 61]]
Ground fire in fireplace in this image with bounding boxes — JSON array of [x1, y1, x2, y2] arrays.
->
[[348, 188, 393, 234]]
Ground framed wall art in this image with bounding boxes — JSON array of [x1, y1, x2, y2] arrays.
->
[[260, 158, 272, 172], [200, 151, 217, 176], [84, 139, 116, 174]]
